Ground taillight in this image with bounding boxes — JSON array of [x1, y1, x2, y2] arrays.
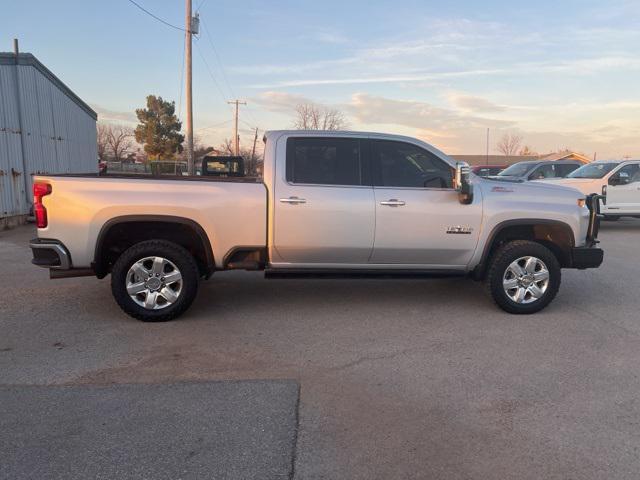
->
[[33, 182, 52, 228]]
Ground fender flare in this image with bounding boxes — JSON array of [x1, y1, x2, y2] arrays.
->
[[474, 219, 575, 278], [93, 215, 215, 277]]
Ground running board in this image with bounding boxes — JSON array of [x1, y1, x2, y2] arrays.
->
[[264, 269, 466, 279]]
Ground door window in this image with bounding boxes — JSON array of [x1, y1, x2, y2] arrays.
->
[[286, 137, 363, 186], [611, 164, 640, 185], [529, 164, 557, 180], [371, 140, 453, 188]]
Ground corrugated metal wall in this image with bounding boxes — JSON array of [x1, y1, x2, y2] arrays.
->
[[0, 54, 97, 219]]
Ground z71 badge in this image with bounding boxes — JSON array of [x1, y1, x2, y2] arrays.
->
[[446, 225, 474, 234]]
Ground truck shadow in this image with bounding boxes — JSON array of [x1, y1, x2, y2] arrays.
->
[[190, 273, 490, 318]]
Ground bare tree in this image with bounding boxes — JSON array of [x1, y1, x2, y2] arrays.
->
[[217, 138, 263, 176], [497, 132, 523, 157], [219, 138, 234, 155], [519, 145, 537, 156], [97, 123, 109, 162], [106, 125, 135, 162], [293, 103, 348, 130]]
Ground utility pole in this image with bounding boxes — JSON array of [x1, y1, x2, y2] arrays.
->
[[485, 128, 490, 165], [251, 127, 258, 174], [228, 99, 246, 156], [185, 0, 194, 175]]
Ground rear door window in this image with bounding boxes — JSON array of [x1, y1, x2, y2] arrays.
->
[[286, 137, 363, 186]]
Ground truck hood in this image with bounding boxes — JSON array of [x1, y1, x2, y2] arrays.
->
[[534, 177, 602, 195], [478, 176, 586, 199], [536, 178, 594, 186]]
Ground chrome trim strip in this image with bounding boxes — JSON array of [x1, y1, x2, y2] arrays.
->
[[29, 242, 71, 270]]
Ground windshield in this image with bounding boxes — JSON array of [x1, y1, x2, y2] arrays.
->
[[498, 162, 535, 177], [567, 162, 618, 179]]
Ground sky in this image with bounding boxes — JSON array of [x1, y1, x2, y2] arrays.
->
[[2, 0, 640, 158]]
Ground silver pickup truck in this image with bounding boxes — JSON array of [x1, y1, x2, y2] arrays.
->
[[30, 130, 603, 321]]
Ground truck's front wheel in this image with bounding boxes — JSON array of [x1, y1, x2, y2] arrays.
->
[[111, 240, 199, 322], [486, 240, 561, 314]]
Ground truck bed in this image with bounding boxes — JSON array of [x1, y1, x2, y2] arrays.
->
[[35, 174, 268, 270]]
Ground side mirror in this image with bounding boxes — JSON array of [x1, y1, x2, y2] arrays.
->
[[454, 162, 474, 205]]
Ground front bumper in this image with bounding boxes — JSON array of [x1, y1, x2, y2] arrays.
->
[[569, 193, 604, 269], [570, 246, 603, 269], [30, 239, 71, 269]]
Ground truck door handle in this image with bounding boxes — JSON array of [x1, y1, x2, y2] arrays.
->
[[380, 199, 406, 207], [280, 196, 307, 204]]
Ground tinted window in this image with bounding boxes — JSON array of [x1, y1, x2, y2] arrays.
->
[[499, 162, 536, 177], [568, 162, 618, 179], [529, 164, 557, 179], [371, 140, 453, 188], [614, 164, 640, 184], [556, 163, 580, 177], [286, 138, 362, 185]]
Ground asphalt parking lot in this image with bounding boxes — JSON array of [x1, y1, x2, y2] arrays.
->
[[2, 220, 640, 479]]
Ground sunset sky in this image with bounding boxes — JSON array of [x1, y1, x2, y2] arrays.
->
[[2, 0, 639, 158]]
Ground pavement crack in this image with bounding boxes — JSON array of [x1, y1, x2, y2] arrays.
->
[[328, 348, 416, 373], [289, 382, 301, 480]]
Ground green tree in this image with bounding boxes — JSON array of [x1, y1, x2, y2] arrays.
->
[[134, 95, 184, 160]]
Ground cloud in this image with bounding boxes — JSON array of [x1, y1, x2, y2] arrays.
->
[[346, 93, 514, 131], [92, 104, 137, 124], [252, 91, 313, 112], [446, 93, 506, 113]]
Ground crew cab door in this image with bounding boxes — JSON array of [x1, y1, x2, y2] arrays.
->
[[606, 162, 640, 214], [369, 139, 482, 267], [271, 136, 375, 265]]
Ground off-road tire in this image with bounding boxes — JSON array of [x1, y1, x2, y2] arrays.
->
[[111, 240, 199, 322], [486, 240, 561, 314]]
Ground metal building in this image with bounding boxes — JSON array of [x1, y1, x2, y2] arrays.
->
[[0, 48, 97, 226]]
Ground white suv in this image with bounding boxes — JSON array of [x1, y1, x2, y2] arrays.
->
[[539, 160, 640, 219]]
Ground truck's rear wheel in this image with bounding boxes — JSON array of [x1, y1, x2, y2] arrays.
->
[[486, 240, 561, 314], [111, 240, 199, 322]]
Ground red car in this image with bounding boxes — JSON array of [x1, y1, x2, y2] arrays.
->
[[472, 165, 505, 177]]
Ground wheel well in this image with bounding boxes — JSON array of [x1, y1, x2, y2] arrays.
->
[[94, 219, 214, 278], [476, 222, 574, 278]]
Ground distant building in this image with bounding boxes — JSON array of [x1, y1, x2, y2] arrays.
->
[[0, 49, 97, 227]]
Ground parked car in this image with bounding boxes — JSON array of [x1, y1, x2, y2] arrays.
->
[[29, 130, 603, 321], [491, 160, 584, 182], [538, 160, 640, 219], [472, 165, 505, 177]]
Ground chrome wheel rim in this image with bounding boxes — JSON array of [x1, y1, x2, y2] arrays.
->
[[502, 256, 550, 304], [126, 256, 182, 310]]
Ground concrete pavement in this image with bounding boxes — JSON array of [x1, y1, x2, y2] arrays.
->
[[1, 221, 640, 479]]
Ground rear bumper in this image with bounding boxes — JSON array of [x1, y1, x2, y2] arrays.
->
[[569, 246, 603, 269], [30, 239, 71, 269]]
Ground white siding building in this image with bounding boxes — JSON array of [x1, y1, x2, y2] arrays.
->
[[0, 51, 97, 226]]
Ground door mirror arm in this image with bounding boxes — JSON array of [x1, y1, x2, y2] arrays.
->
[[454, 162, 474, 205]]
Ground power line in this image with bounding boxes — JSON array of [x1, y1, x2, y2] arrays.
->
[[200, 18, 260, 129], [195, 0, 208, 12], [127, 0, 185, 31], [194, 40, 234, 112], [200, 19, 236, 100], [178, 33, 186, 120], [196, 119, 232, 131]]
